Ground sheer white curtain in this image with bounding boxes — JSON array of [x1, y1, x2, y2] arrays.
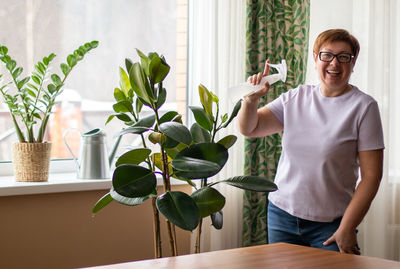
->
[[188, 0, 246, 252], [306, 0, 400, 260], [188, 0, 400, 258]]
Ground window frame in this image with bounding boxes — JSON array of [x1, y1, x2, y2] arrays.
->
[[0, 0, 189, 179]]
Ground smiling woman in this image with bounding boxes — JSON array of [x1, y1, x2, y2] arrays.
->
[[0, 0, 187, 164], [299, 0, 400, 260]]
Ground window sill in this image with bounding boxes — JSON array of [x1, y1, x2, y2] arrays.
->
[[0, 173, 112, 197], [0, 172, 187, 197]]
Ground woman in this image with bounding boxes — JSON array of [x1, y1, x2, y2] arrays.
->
[[238, 29, 384, 254]]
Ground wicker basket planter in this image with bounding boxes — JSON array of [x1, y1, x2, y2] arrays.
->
[[12, 142, 52, 182]]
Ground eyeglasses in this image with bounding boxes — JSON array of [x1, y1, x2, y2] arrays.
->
[[318, 51, 354, 63]]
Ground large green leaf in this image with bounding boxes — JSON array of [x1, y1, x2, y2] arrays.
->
[[222, 99, 242, 128], [172, 157, 221, 179], [159, 121, 192, 145], [159, 111, 180, 124], [134, 114, 156, 128], [114, 113, 130, 123], [191, 186, 225, 218], [119, 67, 131, 96], [155, 86, 166, 109], [212, 176, 278, 192], [113, 101, 133, 113], [189, 106, 213, 132], [135, 95, 143, 114], [163, 136, 180, 149], [112, 164, 157, 198], [125, 58, 133, 74], [164, 143, 188, 159], [136, 49, 151, 77], [92, 192, 113, 214], [110, 187, 155, 206], [115, 148, 151, 167], [156, 191, 199, 231], [172, 143, 228, 179], [190, 122, 211, 143], [217, 135, 237, 149], [149, 55, 170, 84], [118, 126, 149, 136], [117, 114, 155, 135], [129, 62, 153, 104], [198, 84, 213, 116], [114, 88, 126, 102]]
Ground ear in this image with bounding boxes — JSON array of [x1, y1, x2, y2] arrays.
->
[[313, 52, 318, 62], [313, 52, 318, 69]]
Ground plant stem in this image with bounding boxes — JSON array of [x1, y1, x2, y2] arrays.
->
[[195, 178, 207, 253], [146, 129, 162, 258], [37, 105, 52, 142], [172, 224, 178, 255], [195, 218, 203, 253], [11, 73, 33, 142], [161, 148, 171, 190], [153, 88, 176, 256], [11, 114, 26, 142], [154, 106, 172, 192], [30, 60, 49, 118], [199, 174, 207, 251], [160, 143, 176, 256], [166, 221, 176, 256], [211, 102, 220, 143], [152, 197, 162, 258]]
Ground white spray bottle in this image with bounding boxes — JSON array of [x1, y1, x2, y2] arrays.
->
[[229, 60, 287, 100]]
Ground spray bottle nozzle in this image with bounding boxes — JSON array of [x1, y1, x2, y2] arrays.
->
[[267, 59, 287, 83], [227, 59, 287, 102]]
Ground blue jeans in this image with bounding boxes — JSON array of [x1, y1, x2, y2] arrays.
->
[[267, 202, 340, 252]]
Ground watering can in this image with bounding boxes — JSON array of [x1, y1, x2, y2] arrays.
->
[[63, 128, 122, 179]]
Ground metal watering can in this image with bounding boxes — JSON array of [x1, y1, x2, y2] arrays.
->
[[63, 128, 122, 179]]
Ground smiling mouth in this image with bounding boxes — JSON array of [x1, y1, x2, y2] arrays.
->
[[327, 70, 340, 74]]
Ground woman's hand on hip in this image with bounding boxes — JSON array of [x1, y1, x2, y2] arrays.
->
[[323, 228, 360, 255]]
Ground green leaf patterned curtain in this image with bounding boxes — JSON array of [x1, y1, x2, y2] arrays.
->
[[242, 0, 310, 246]]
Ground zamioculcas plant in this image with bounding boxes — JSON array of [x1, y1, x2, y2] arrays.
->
[[92, 49, 277, 257], [0, 41, 99, 143]]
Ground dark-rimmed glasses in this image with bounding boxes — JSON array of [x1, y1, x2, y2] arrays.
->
[[318, 51, 354, 63]]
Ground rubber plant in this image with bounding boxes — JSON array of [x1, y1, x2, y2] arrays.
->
[[92, 49, 277, 257], [0, 41, 99, 143]]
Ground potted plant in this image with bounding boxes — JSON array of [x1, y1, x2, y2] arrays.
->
[[0, 41, 98, 182], [92, 49, 277, 257]]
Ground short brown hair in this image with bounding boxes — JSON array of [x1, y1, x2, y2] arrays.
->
[[313, 29, 360, 59]]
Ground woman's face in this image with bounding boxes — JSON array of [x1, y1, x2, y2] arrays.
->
[[313, 41, 355, 95]]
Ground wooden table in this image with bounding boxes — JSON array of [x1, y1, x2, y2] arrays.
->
[[85, 243, 400, 269]]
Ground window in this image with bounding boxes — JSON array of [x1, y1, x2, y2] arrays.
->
[[0, 0, 188, 163]]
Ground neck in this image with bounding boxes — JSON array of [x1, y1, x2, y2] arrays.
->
[[321, 84, 352, 97]]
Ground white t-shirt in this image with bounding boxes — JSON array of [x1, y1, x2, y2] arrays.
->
[[267, 84, 385, 222]]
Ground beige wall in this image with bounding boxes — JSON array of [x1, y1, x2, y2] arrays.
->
[[0, 185, 192, 269]]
